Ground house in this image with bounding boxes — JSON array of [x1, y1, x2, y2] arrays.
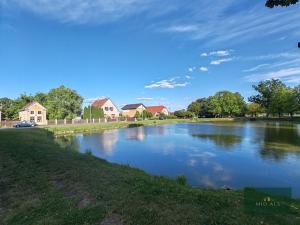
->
[[146, 105, 169, 117], [121, 103, 146, 118], [19, 102, 47, 125], [92, 98, 120, 119]]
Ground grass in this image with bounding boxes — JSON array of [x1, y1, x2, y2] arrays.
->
[[0, 128, 299, 225], [45, 118, 236, 135]]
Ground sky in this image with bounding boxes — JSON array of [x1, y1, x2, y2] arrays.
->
[[0, 0, 300, 111]]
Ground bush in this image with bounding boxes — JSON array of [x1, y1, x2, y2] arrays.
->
[[176, 175, 187, 186]]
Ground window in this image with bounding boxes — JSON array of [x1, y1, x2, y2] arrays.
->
[[110, 107, 113, 111], [105, 107, 109, 111], [37, 116, 42, 122], [30, 117, 35, 122], [30, 111, 34, 114], [38, 111, 42, 114]]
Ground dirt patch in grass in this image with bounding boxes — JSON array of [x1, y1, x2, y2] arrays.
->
[[100, 214, 124, 225], [52, 177, 96, 209]]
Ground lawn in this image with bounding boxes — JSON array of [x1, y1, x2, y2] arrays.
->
[[45, 118, 236, 135], [0, 128, 299, 225]]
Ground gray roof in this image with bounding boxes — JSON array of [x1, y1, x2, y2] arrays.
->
[[121, 103, 145, 110]]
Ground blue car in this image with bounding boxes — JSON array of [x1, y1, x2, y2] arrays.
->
[[13, 121, 37, 128]]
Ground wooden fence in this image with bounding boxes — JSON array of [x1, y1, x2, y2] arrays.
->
[[0, 117, 137, 128]]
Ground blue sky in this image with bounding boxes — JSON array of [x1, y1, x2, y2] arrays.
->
[[0, 0, 300, 110]]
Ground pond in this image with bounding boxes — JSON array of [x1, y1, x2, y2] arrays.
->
[[57, 122, 300, 197]]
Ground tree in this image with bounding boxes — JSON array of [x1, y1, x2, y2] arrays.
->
[[207, 91, 246, 117], [187, 98, 211, 117], [83, 106, 104, 120], [143, 110, 153, 119], [46, 85, 83, 119], [283, 88, 299, 117], [134, 111, 141, 119], [249, 79, 286, 117], [266, 0, 298, 8], [0, 98, 14, 120], [9, 94, 34, 120], [174, 110, 195, 119], [187, 101, 201, 117], [247, 103, 264, 117], [34, 92, 48, 106]]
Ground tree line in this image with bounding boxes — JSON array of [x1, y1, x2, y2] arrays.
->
[[176, 79, 300, 118], [0, 86, 83, 120]]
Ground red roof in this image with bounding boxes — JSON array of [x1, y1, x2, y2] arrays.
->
[[92, 98, 109, 108], [146, 106, 166, 114]]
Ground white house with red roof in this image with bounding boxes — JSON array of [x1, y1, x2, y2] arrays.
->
[[92, 98, 120, 119], [146, 105, 169, 117]]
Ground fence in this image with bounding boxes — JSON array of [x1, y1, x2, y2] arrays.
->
[[0, 117, 137, 128]]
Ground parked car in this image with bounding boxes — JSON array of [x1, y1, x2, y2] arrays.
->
[[13, 121, 37, 128]]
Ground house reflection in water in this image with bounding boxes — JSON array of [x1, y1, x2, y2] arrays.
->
[[125, 127, 146, 141], [77, 129, 119, 156], [124, 125, 168, 141]]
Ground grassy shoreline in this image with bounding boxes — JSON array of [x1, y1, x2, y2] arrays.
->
[[45, 118, 236, 135], [0, 128, 299, 225]]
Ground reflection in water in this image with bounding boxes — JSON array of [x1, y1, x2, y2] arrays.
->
[[192, 134, 242, 149], [80, 129, 119, 155], [56, 135, 80, 151], [56, 122, 300, 197], [125, 127, 145, 141], [260, 123, 300, 161], [124, 125, 168, 141]]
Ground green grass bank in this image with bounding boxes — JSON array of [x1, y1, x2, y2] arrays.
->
[[45, 118, 236, 135], [0, 128, 299, 225]]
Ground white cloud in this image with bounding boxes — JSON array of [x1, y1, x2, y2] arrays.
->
[[145, 79, 188, 89], [209, 50, 230, 57], [210, 58, 233, 65], [200, 67, 208, 72], [245, 67, 300, 83], [165, 25, 198, 33], [185, 75, 192, 79], [136, 97, 153, 101], [188, 67, 196, 72], [243, 64, 270, 73], [201, 50, 231, 57], [163, 2, 300, 45], [2, 0, 160, 24]]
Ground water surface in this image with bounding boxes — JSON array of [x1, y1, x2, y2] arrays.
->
[[57, 122, 300, 197]]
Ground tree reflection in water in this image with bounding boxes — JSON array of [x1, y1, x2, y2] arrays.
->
[[260, 123, 300, 161], [192, 134, 242, 149]]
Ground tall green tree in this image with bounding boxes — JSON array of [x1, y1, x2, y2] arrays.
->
[[249, 79, 286, 117], [0, 98, 14, 120], [283, 88, 299, 117], [208, 91, 246, 117], [34, 92, 48, 106], [266, 0, 298, 8], [46, 86, 83, 119], [247, 103, 264, 117], [10, 94, 34, 120], [187, 98, 211, 117], [83, 106, 104, 120]]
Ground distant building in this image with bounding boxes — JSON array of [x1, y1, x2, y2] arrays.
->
[[121, 103, 146, 118], [146, 105, 169, 117], [92, 98, 120, 119], [19, 102, 47, 125]]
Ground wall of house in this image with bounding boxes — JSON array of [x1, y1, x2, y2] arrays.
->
[[122, 105, 146, 118], [101, 99, 120, 118], [19, 103, 47, 125], [162, 108, 169, 116]]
